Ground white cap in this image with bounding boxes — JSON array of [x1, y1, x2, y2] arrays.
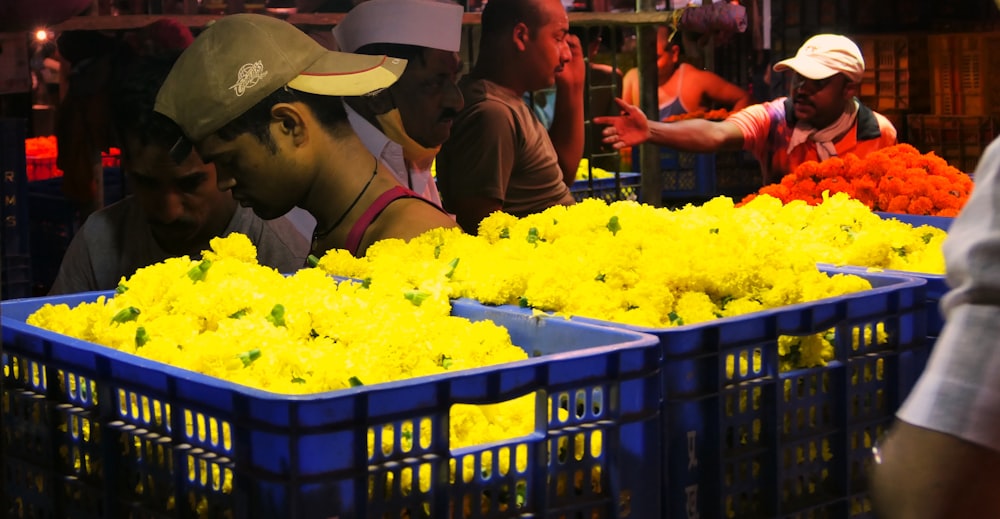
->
[[333, 0, 464, 53], [773, 34, 865, 83]]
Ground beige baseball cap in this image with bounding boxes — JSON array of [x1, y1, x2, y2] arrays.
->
[[333, 0, 464, 53], [155, 13, 407, 147], [773, 34, 865, 83]]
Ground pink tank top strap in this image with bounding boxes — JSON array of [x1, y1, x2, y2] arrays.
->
[[345, 185, 421, 256]]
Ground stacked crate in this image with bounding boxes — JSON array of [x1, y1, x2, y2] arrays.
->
[[904, 32, 1000, 175], [928, 32, 1000, 118], [1, 118, 32, 300], [853, 34, 931, 141]]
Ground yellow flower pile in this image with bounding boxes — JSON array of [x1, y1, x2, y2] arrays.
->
[[318, 194, 927, 370], [26, 233, 537, 455], [575, 158, 616, 180], [741, 191, 947, 275]]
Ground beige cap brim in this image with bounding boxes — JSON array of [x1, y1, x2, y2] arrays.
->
[[288, 53, 407, 96], [773, 58, 839, 80]]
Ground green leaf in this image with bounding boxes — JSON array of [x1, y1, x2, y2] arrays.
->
[[499, 227, 510, 239], [291, 375, 306, 384], [237, 348, 261, 367], [306, 254, 320, 268], [720, 295, 735, 308], [402, 429, 413, 441], [112, 306, 140, 324], [348, 376, 364, 387], [607, 215, 621, 235], [229, 309, 248, 319], [404, 290, 429, 306], [187, 259, 212, 282], [445, 257, 460, 279], [433, 244, 442, 259], [266, 304, 286, 327], [668, 311, 684, 325], [527, 227, 541, 245], [922, 233, 934, 244], [361, 277, 372, 289], [135, 327, 149, 348], [892, 246, 908, 258], [115, 283, 128, 294], [595, 273, 606, 282], [439, 354, 453, 369], [709, 228, 719, 234], [518, 296, 530, 308]]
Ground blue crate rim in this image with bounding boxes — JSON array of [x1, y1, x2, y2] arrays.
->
[[570, 171, 641, 191], [455, 265, 928, 334], [1, 291, 659, 402]]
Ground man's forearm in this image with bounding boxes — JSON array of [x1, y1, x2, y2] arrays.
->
[[645, 118, 743, 153]]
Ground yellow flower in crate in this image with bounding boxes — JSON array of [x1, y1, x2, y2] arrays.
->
[[27, 233, 544, 503]]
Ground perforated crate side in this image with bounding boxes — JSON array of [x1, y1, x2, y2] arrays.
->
[[633, 146, 716, 199], [566, 266, 926, 519], [2, 294, 662, 519], [570, 172, 641, 203]]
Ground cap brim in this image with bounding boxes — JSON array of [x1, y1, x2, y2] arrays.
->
[[288, 52, 407, 96], [773, 57, 838, 80], [169, 135, 194, 165]]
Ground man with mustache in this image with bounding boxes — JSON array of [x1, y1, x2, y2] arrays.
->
[[49, 29, 309, 295], [595, 34, 898, 185], [334, 0, 464, 209], [434, 0, 586, 234]]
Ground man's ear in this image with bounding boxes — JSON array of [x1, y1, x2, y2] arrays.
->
[[270, 103, 308, 143], [513, 22, 530, 51], [842, 78, 859, 100]]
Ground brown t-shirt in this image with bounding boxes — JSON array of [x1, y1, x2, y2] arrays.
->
[[436, 78, 575, 218]]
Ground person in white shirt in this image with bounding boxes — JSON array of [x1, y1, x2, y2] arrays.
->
[[334, 0, 465, 208]]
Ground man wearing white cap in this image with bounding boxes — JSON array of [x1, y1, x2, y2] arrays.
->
[[155, 14, 457, 259], [333, 0, 465, 209], [434, 0, 586, 234], [595, 33, 898, 185]]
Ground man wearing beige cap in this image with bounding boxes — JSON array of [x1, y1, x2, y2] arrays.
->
[[596, 33, 898, 185], [155, 14, 456, 259], [333, 0, 464, 210]]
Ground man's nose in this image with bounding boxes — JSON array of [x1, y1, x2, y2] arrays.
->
[[444, 81, 464, 112]]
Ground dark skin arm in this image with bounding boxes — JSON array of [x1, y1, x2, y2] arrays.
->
[[870, 419, 1000, 519], [594, 97, 746, 153]]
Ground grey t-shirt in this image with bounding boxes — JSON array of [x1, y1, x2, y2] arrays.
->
[[436, 77, 575, 218], [49, 196, 310, 295]]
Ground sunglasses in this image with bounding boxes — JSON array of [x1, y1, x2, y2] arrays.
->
[[791, 74, 838, 92]]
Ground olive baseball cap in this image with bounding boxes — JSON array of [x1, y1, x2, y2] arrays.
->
[[154, 13, 407, 152]]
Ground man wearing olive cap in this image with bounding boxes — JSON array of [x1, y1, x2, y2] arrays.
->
[[595, 33, 898, 185], [333, 0, 465, 209], [155, 14, 456, 259]]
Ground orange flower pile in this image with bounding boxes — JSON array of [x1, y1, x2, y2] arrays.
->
[[740, 144, 974, 217], [664, 108, 730, 122]]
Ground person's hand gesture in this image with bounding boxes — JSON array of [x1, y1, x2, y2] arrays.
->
[[555, 33, 585, 91], [594, 98, 651, 149]]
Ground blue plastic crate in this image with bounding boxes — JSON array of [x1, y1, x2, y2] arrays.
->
[[633, 146, 716, 199], [2, 118, 30, 257], [1, 292, 662, 519], [468, 266, 926, 519], [871, 212, 950, 336], [570, 172, 641, 203], [1, 253, 32, 300]]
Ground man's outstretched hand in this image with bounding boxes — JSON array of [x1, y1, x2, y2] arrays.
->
[[593, 98, 651, 150]]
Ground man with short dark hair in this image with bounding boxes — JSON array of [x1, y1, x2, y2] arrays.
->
[[434, 0, 587, 234]]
